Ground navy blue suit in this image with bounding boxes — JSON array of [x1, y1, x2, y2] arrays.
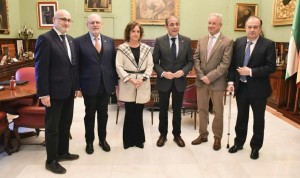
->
[[75, 33, 117, 143], [228, 36, 276, 150], [35, 29, 78, 162]]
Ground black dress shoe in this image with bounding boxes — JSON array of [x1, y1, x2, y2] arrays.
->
[[99, 140, 111, 152], [228, 145, 243, 153], [86, 143, 94, 154], [45, 161, 66, 174], [58, 153, 79, 162], [250, 149, 259, 160]]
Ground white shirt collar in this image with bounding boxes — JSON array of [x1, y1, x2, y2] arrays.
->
[[89, 32, 101, 41], [247, 36, 259, 45], [53, 27, 66, 36], [168, 34, 179, 40], [209, 32, 220, 39]]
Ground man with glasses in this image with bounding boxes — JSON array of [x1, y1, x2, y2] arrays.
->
[[35, 9, 80, 174], [74, 13, 118, 154], [227, 16, 276, 160]]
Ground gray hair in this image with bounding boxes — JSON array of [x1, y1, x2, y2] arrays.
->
[[209, 13, 223, 25]]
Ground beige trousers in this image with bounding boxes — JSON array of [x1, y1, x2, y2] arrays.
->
[[197, 85, 224, 139]]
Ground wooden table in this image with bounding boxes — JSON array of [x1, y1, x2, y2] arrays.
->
[[0, 82, 36, 102]]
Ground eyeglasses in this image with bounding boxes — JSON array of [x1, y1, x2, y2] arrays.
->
[[55, 17, 73, 23], [88, 21, 101, 25]]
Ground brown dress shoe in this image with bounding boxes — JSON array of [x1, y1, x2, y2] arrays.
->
[[157, 135, 167, 147], [191, 136, 208, 145], [173, 136, 185, 147], [213, 137, 221, 151]]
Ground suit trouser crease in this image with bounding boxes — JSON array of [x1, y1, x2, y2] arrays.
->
[[158, 82, 184, 136], [83, 88, 110, 144], [235, 82, 266, 150], [45, 94, 74, 162], [197, 85, 224, 139]]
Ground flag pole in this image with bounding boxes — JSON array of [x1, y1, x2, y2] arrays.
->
[[294, 87, 299, 113]]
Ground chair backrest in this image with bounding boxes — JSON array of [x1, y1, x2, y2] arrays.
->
[[183, 84, 197, 104], [15, 67, 35, 82]]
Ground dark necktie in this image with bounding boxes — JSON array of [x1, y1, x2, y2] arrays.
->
[[171, 38, 176, 60], [60, 35, 68, 52], [240, 41, 253, 82]]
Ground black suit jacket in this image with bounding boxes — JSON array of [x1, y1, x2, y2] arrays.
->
[[228, 36, 276, 98], [153, 34, 194, 92], [35, 29, 78, 99], [75, 33, 117, 96]]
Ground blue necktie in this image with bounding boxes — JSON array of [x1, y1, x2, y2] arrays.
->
[[240, 41, 252, 82], [171, 38, 176, 60]]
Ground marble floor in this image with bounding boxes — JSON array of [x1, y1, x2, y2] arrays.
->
[[0, 96, 300, 178]]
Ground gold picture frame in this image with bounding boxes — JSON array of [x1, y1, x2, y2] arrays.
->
[[84, 0, 112, 12], [0, 0, 10, 34], [131, 0, 179, 26], [234, 3, 258, 31], [272, 0, 296, 26]]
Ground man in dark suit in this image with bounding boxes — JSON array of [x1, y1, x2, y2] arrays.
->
[[35, 9, 80, 174], [74, 13, 117, 154], [153, 15, 194, 147], [227, 16, 276, 159]]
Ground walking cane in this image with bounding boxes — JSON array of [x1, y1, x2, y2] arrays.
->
[[226, 91, 232, 149]]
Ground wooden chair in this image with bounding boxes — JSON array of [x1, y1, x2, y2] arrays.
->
[[13, 106, 45, 151], [182, 84, 197, 130], [4, 67, 37, 115]]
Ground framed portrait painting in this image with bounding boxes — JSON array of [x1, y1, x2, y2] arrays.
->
[[272, 0, 296, 26], [0, 0, 10, 34], [131, 0, 179, 25], [84, 0, 112, 12], [37, 1, 58, 28], [234, 3, 258, 31]]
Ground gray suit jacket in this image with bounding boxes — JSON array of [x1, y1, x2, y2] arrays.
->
[[193, 33, 233, 91], [153, 34, 194, 92]]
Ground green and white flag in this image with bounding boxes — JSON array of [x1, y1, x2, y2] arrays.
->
[[285, 0, 300, 87]]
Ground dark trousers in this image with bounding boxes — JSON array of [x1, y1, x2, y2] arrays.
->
[[234, 82, 267, 150], [83, 87, 110, 144], [45, 94, 74, 163], [158, 82, 184, 136], [123, 102, 145, 147]]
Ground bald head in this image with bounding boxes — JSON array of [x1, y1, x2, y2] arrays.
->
[[53, 9, 72, 34]]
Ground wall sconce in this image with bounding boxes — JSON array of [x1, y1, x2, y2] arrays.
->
[[18, 25, 33, 53]]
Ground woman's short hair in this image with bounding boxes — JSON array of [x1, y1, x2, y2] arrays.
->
[[124, 22, 144, 42]]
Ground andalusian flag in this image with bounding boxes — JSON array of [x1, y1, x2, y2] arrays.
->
[[285, 0, 300, 87]]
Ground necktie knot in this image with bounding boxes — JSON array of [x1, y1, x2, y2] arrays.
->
[[60, 35, 66, 40], [171, 38, 176, 43]]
